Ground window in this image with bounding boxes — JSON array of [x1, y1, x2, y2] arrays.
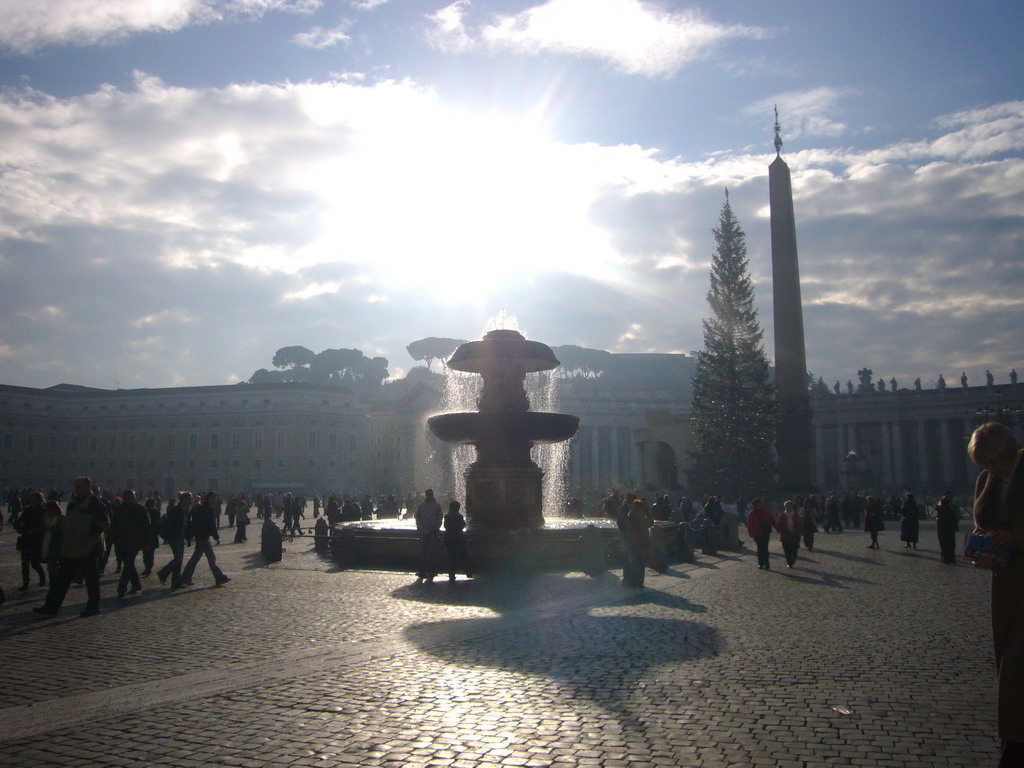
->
[[26, 434, 36, 451], [148, 435, 156, 452], [209, 433, 219, 450], [89, 436, 98, 452], [308, 432, 316, 450], [49, 436, 58, 451], [168, 435, 176, 451], [276, 431, 285, 450], [128, 435, 137, 452], [188, 460, 196, 469], [232, 433, 240, 450], [2, 433, 11, 450], [189, 434, 198, 451], [108, 436, 116, 452], [329, 433, 337, 450], [71, 436, 79, 452], [348, 434, 357, 451], [254, 458, 262, 468], [253, 433, 263, 450]]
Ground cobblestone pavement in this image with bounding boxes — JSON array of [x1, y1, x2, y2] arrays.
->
[[0, 518, 999, 767]]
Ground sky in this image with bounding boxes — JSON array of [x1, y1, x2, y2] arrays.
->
[[0, 0, 1022, 392]]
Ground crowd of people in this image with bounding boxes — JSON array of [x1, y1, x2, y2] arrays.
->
[[1, 423, 1020, 767]]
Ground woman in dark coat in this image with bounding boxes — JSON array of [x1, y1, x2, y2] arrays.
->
[[969, 421, 1024, 766], [899, 492, 920, 549], [863, 496, 885, 549], [14, 490, 47, 590]]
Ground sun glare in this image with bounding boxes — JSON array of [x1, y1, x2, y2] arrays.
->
[[306, 105, 618, 297]]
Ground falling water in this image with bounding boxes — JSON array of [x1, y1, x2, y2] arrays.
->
[[432, 311, 573, 519]]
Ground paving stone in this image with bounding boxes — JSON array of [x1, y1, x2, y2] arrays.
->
[[0, 521, 1001, 767]]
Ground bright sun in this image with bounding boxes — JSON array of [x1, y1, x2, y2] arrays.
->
[[305, 105, 619, 298]]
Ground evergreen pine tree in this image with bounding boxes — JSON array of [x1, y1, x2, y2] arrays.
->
[[689, 191, 776, 498]]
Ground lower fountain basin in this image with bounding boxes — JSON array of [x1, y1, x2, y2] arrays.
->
[[428, 411, 580, 445], [327, 518, 691, 576]]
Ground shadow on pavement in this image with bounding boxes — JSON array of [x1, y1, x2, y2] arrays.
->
[[400, 576, 719, 731]]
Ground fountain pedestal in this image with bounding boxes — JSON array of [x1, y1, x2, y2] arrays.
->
[[465, 464, 544, 529]]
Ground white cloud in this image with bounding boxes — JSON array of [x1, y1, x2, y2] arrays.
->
[[427, 0, 764, 76], [745, 87, 852, 139], [292, 22, 353, 49], [0, 0, 321, 53], [0, 76, 1020, 389]]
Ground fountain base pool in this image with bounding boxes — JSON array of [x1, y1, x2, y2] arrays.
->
[[328, 518, 692, 576]]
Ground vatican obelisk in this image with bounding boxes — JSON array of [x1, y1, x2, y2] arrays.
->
[[769, 108, 815, 490]]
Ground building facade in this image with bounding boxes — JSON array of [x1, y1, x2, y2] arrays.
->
[[0, 381, 365, 498], [812, 377, 1024, 495]]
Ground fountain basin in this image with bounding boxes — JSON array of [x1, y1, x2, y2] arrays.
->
[[427, 411, 580, 446], [447, 330, 560, 374], [330, 518, 623, 575]]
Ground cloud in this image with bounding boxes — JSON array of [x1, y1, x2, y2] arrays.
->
[[0, 75, 1020, 390], [292, 21, 354, 49], [427, 0, 764, 76], [0, 0, 321, 53], [745, 87, 852, 139]]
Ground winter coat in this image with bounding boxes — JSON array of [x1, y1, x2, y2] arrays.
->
[[775, 509, 803, 544], [973, 450, 1024, 741], [746, 505, 774, 539], [899, 497, 920, 543], [188, 504, 220, 541], [109, 501, 153, 550], [59, 493, 109, 558]]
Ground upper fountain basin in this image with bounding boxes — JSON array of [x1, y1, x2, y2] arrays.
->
[[447, 329, 560, 374], [428, 411, 580, 445]]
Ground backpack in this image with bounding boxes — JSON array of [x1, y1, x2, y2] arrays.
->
[[155, 514, 177, 539]]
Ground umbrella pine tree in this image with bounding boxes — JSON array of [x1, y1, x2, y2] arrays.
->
[[689, 192, 776, 498]]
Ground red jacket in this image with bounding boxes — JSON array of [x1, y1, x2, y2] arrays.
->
[[746, 505, 775, 539]]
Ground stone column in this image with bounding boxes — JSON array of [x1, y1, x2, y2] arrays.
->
[[590, 426, 600, 490], [917, 420, 929, 490], [631, 436, 642, 488], [837, 420, 848, 466], [609, 424, 620, 486], [881, 421, 893, 488], [939, 418, 953, 488], [892, 421, 905, 488], [847, 423, 858, 454]]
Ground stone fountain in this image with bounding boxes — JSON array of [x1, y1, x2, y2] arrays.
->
[[330, 327, 627, 575], [427, 329, 579, 531]]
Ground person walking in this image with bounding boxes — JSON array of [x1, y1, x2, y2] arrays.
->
[[968, 421, 1024, 766], [864, 495, 885, 549], [801, 495, 819, 552], [746, 497, 775, 570], [935, 490, 960, 565], [443, 500, 471, 581], [414, 489, 443, 583], [141, 497, 160, 577], [178, 491, 230, 588], [14, 490, 47, 591], [156, 492, 190, 588], [110, 489, 152, 598], [776, 499, 803, 568], [234, 501, 250, 543], [33, 477, 109, 618], [899, 492, 920, 549]]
